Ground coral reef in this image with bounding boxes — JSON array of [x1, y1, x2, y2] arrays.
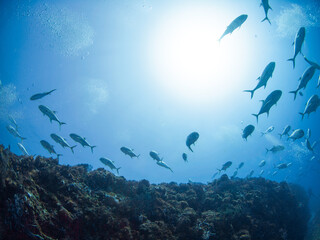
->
[[0, 145, 310, 240]]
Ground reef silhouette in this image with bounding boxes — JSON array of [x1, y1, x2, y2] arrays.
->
[[0, 145, 310, 240]]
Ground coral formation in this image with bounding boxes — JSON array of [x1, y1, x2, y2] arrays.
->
[[0, 145, 310, 240]]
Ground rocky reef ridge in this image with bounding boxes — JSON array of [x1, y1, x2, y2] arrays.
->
[[0, 145, 310, 240]]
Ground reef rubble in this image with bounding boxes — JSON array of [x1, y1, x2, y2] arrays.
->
[[0, 145, 310, 240]]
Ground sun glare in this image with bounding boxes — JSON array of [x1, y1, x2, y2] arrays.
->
[[148, 6, 254, 106]]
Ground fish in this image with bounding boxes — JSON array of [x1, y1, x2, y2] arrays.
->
[[272, 171, 278, 176], [275, 163, 290, 169], [279, 125, 291, 139], [246, 170, 254, 178], [260, 0, 272, 24], [149, 151, 162, 162], [242, 124, 255, 140], [217, 161, 232, 173], [299, 95, 320, 119], [219, 14, 248, 42], [30, 89, 56, 100], [186, 132, 199, 152], [120, 147, 140, 158], [17, 143, 29, 156], [303, 56, 320, 70], [289, 66, 317, 100], [252, 90, 282, 123], [38, 105, 66, 129], [40, 140, 62, 158], [244, 62, 275, 99], [288, 129, 304, 141], [306, 128, 311, 140], [318, 75, 320, 88], [288, 27, 305, 69], [182, 153, 188, 162], [310, 156, 316, 162], [261, 126, 274, 136], [259, 170, 264, 176], [50, 134, 77, 154], [259, 160, 266, 167], [8, 115, 18, 129], [266, 145, 285, 154], [231, 170, 238, 178], [237, 162, 244, 170], [6, 125, 26, 142], [306, 139, 317, 152], [69, 133, 96, 153], [156, 161, 173, 172], [99, 157, 121, 174]]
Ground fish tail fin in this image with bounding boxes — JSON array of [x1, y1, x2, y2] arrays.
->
[[289, 90, 298, 100], [70, 145, 77, 154], [287, 58, 295, 69], [252, 114, 259, 123], [299, 112, 305, 120], [266, 148, 269, 154], [59, 122, 66, 130], [188, 146, 193, 152], [90, 145, 97, 153], [116, 167, 121, 175], [243, 90, 255, 99], [261, 17, 271, 25]]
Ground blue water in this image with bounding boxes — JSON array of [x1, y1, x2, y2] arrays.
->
[[0, 0, 319, 205]]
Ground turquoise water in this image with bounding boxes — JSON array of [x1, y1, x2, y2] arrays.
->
[[1, 0, 319, 203]]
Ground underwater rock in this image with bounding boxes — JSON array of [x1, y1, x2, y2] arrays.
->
[[0, 145, 310, 240]]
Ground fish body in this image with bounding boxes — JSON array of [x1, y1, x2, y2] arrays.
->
[[237, 162, 244, 170], [69, 133, 96, 153], [38, 105, 66, 128], [276, 163, 289, 169], [30, 89, 56, 100], [288, 129, 304, 141], [303, 56, 320, 70], [261, 126, 274, 136], [266, 145, 285, 153], [289, 66, 316, 100], [231, 170, 238, 178], [186, 132, 199, 152], [100, 157, 121, 174], [259, 170, 264, 176], [244, 62, 275, 99], [156, 161, 173, 172], [50, 134, 76, 153], [17, 143, 29, 155], [120, 147, 140, 158], [252, 90, 282, 122], [279, 125, 291, 138], [242, 124, 255, 140], [8, 115, 18, 129], [288, 27, 305, 68], [259, 160, 266, 167], [218, 161, 232, 172], [261, 0, 272, 24], [40, 140, 61, 158], [318, 75, 320, 88], [219, 14, 248, 41], [306, 139, 317, 152], [306, 128, 311, 139], [299, 95, 320, 119], [182, 153, 188, 162], [6, 125, 26, 142], [149, 151, 162, 162], [246, 170, 254, 178]]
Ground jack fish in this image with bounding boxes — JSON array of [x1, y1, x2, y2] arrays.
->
[[156, 161, 173, 172], [17, 143, 29, 156], [288, 129, 304, 141], [6, 125, 26, 142], [30, 89, 56, 100], [289, 66, 316, 100], [149, 151, 162, 162], [186, 132, 199, 152], [69, 133, 96, 153], [260, 0, 272, 24], [242, 124, 255, 140], [299, 95, 320, 119], [100, 157, 121, 174], [217, 161, 232, 173], [51, 133, 77, 154], [279, 125, 291, 139], [38, 105, 66, 129], [219, 14, 248, 42], [244, 62, 275, 98], [288, 27, 305, 69], [261, 126, 274, 136], [40, 140, 62, 158], [266, 145, 284, 154], [120, 147, 140, 158]]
